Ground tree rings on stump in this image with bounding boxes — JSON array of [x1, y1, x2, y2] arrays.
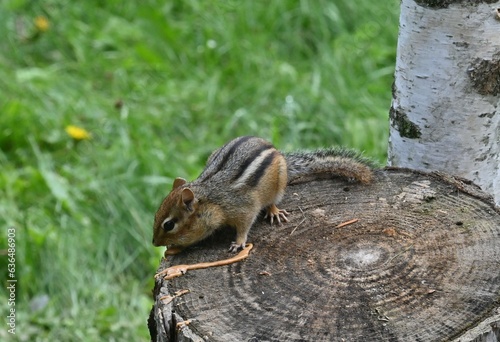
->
[[149, 168, 500, 342]]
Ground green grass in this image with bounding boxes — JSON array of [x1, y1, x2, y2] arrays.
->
[[0, 1, 399, 340]]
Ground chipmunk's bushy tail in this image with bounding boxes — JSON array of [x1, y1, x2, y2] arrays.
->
[[284, 147, 375, 184]]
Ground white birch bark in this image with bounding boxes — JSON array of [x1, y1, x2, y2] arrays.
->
[[388, 0, 500, 205]]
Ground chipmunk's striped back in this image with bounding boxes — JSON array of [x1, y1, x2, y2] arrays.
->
[[196, 136, 283, 189]]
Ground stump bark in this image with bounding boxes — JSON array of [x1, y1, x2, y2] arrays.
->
[[149, 168, 500, 342]]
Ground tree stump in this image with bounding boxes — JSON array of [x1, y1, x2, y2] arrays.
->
[[148, 168, 500, 342]]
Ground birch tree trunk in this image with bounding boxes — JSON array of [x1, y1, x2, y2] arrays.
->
[[388, 0, 500, 205]]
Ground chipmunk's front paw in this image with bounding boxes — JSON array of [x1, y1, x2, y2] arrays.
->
[[228, 242, 244, 253], [264, 204, 289, 225], [165, 246, 185, 255]]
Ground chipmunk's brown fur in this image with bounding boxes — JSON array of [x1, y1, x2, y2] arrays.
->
[[152, 136, 373, 254]]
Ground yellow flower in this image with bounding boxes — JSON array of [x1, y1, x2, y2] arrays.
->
[[65, 125, 91, 140], [34, 16, 50, 32]]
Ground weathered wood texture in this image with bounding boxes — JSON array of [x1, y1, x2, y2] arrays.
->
[[149, 168, 500, 342]]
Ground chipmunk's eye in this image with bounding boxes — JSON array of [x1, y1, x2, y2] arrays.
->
[[161, 218, 177, 232]]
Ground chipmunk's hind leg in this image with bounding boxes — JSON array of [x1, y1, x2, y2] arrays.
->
[[262, 152, 289, 225]]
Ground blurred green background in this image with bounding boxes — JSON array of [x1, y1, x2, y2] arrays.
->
[[0, 0, 399, 340]]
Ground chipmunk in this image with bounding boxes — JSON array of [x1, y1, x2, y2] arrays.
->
[[152, 136, 374, 254]]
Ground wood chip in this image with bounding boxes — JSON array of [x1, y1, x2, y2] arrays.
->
[[335, 218, 359, 228], [383, 228, 397, 237], [159, 289, 190, 304], [176, 319, 192, 330], [155, 243, 253, 280]]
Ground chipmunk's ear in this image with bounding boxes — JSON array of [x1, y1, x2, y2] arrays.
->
[[172, 177, 187, 190], [181, 188, 195, 211]]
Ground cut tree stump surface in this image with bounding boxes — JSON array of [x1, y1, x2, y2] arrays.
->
[[149, 168, 500, 342]]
